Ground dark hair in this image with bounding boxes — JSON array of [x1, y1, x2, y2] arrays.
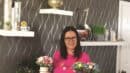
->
[[60, 26, 82, 59]]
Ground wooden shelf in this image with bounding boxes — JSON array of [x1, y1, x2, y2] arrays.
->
[[39, 9, 73, 16], [0, 30, 34, 37], [80, 41, 123, 46]]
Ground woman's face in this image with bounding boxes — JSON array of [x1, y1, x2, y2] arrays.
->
[[64, 31, 77, 50]]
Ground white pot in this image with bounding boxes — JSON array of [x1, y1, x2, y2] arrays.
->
[[39, 67, 49, 73]]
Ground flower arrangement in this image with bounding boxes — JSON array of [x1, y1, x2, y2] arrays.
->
[[72, 62, 100, 73], [36, 56, 53, 67]]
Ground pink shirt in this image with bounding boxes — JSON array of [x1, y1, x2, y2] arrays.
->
[[53, 50, 91, 73]]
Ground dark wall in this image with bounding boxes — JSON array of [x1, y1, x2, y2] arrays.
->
[[0, 0, 119, 73], [0, 0, 3, 28]]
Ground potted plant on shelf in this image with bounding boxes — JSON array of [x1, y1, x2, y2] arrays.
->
[[90, 24, 106, 41], [36, 56, 53, 73]]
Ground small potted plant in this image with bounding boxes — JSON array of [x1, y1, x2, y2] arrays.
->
[[90, 24, 106, 41], [36, 56, 53, 73], [91, 25, 105, 35]]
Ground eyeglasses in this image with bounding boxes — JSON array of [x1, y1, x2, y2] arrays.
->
[[64, 37, 77, 41]]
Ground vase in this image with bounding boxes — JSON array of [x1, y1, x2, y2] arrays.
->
[[4, 0, 12, 30], [39, 67, 49, 73], [14, 0, 21, 31]]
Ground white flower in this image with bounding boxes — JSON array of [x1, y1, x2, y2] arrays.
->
[[37, 57, 44, 62]]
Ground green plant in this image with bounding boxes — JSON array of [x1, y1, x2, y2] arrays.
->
[[91, 24, 105, 35], [16, 59, 39, 73]]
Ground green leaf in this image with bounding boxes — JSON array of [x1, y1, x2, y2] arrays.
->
[[91, 25, 105, 35]]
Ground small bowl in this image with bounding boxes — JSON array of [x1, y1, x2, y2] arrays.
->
[[77, 29, 89, 41]]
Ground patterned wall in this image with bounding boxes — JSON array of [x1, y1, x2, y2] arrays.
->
[[0, 0, 3, 28], [0, 0, 120, 73]]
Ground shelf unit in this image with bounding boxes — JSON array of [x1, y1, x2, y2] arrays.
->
[[39, 9, 73, 16], [80, 41, 123, 46], [0, 29, 34, 37]]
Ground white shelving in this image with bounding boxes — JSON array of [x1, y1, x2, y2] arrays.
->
[[39, 9, 73, 16], [0, 30, 34, 37], [80, 41, 123, 46]]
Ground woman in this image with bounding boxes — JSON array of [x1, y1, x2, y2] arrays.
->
[[53, 26, 91, 73]]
